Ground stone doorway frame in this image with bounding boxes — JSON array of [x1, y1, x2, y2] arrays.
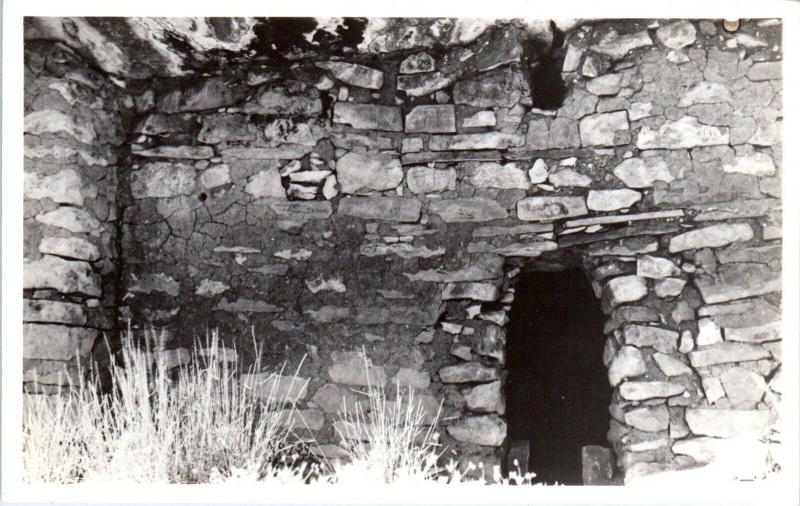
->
[[441, 208, 706, 482]]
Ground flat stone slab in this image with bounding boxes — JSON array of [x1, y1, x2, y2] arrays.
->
[[579, 111, 631, 147], [637, 255, 682, 279], [668, 223, 753, 253], [246, 83, 322, 116], [623, 325, 679, 353], [397, 71, 456, 97], [517, 196, 588, 221], [393, 368, 431, 390], [336, 152, 404, 193], [636, 117, 729, 149], [328, 351, 387, 387], [197, 114, 254, 143], [619, 381, 686, 401], [132, 145, 215, 159], [693, 263, 781, 304], [267, 201, 333, 221], [548, 168, 592, 188], [653, 353, 694, 377], [608, 305, 660, 332], [691, 199, 780, 222], [406, 166, 457, 193], [221, 145, 313, 160], [715, 244, 781, 265], [722, 153, 776, 176], [304, 306, 351, 323], [725, 322, 781, 343], [405, 105, 456, 133], [698, 299, 781, 329], [360, 243, 445, 258], [24, 169, 85, 206], [688, 342, 770, 367], [471, 235, 543, 259], [672, 436, 770, 479], [613, 158, 674, 188], [624, 404, 669, 432], [213, 298, 281, 313], [464, 381, 505, 414], [746, 61, 781, 81], [720, 367, 767, 408], [23, 323, 97, 360], [606, 275, 648, 307], [23, 299, 87, 325], [442, 282, 500, 302], [587, 189, 642, 211], [331, 133, 394, 151], [465, 162, 530, 190], [429, 132, 524, 151], [446, 414, 507, 446], [656, 20, 697, 49], [245, 168, 285, 199], [333, 102, 402, 131], [25, 110, 97, 144], [586, 74, 623, 96], [316, 61, 383, 89], [439, 362, 498, 383], [591, 29, 653, 60], [338, 197, 421, 222], [199, 164, 231, 188], [564, 209, 684, 228], [685, 408, 770, 438], [39, 236, 99, 262], [678, 81, 733, 108], [24, 255, 100, 297], [462, 110, 497, 128], [430, 198, 508, 223]]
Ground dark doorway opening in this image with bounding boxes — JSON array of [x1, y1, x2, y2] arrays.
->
[[505, 268, 611, 485]]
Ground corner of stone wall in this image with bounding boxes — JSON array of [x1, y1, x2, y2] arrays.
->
[[22, 40, 137, 392]]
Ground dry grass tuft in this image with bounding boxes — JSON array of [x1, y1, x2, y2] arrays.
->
[[22, 328, 309, 484]]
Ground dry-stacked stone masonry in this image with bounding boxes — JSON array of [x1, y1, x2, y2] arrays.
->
[[23, 41, 137, 388], [22, 18, 783, 483]]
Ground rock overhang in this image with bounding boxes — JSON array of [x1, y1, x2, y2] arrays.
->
[[23, 17, 591, 79]]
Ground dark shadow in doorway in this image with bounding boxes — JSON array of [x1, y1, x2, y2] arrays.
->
[[505, 268, 611, 485]]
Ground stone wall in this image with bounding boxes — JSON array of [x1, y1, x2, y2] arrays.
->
[[23, 18, 783, 482], [22, 41, 136, 392]]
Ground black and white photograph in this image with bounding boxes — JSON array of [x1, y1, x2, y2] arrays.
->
[[2, 2, 799, 504]]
